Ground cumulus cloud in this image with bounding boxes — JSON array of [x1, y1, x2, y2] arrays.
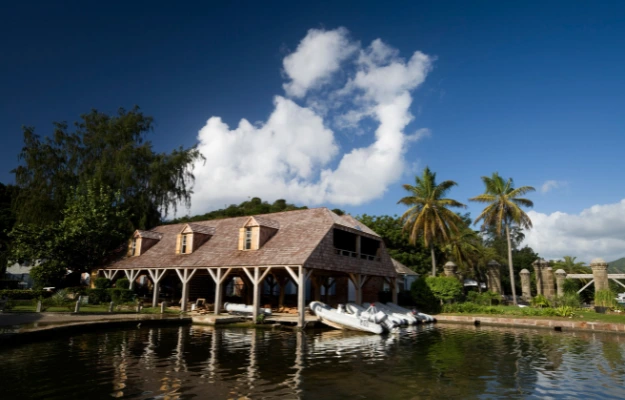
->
[[523, 199, 625, 263], [540, 180, 567, 193], [282, 27, 358, 98], [189, 27, 432, 214]]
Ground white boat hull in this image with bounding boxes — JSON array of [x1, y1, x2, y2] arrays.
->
[[224, 302, 272, 316], [384, 302, 436, 323], [310, 301, 384, 334]]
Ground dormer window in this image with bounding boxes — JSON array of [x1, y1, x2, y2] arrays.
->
[[129, 230, 162, 257], [245, 228, 253, 250], [181, 234, 188, 254], [176, 223, 215, 254]]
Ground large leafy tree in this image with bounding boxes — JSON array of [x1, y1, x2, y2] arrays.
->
[[12, 106, 202, 229], [0, 183, 18, 275], [470, 173, 535, 305], [357, 214, 432, 276], [553, 256, 590, 274], [398, 167, 466, 276], [10, 181, 129, 288]]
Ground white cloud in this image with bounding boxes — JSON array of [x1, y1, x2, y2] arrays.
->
[[189, 27, 432, 214], [523, 199, 625, 263], [540, 180, 568, 193], [282, 27, 358, 98]]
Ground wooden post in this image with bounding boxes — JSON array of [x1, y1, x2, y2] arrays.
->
[[207, 268, 232, 315], [391, 277, 398, 304], [161, 301, 166, 314], [242, 266, 273, 323], [36, 300, 42, 312], [147, 269, 167, 308], [124, 269, 141, 291], [298, 266, 306, 328], [175, 268, 198, 313], [109, 301, 114, 312], [74, 296, 81, 313], [348, 273, 370, 305]]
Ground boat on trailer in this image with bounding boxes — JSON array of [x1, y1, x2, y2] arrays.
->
[[310, 301, 385, 334]]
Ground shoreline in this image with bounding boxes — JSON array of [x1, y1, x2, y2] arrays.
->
[[436, 314, 625, 334]]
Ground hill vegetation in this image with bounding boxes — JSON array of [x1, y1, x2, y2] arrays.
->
[[608, 257, 625, 273]]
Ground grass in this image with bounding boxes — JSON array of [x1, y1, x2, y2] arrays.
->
[[5, 302, 179, 314], [442, 305, 625, 324]]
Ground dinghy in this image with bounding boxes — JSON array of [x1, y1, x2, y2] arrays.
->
[[345, 303, 399, 331], [371, 302, 417, 325], [224, 302, 272, 316], [384, 302, 436, 323], [310, 301, 384, 334]]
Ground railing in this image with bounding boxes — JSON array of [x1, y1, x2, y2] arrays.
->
[[334, 248, 381, 262]]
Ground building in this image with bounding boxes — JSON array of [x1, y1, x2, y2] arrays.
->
[[392, 258, 419, 291], [5, 262, 35, 288], [99, 208, 398, 327]]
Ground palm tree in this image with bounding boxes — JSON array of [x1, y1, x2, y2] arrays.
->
[[470, 173, 535, 305], [398, 167, 466, 276]]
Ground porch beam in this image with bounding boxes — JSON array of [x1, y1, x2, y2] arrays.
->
[[147, 269, 167, 308]]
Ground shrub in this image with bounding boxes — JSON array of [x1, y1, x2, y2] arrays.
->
[[467, 291, 501, 306], [425, 276, 463, 303], [94, 277, 112, 289], [115, 277, 130, 290], [109, 288, 134, 304], [410, 277, 440, 312], [595, 289, 617, 308], [0, 289, 52, 300], [86, 288, 111, 304], [531, 294, 551, 308], [552, 293, 581, 308]]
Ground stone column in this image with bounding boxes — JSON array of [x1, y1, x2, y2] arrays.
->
[[555, 269, 566, 297], [486, 260, 502, 294], [591, 258, 609, 291], [532, 259, 543, 295], [519, 269, 531, 301], [543, 266, 556, 299], [444, 261, 458, 279]]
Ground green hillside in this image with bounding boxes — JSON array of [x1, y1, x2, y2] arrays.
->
[[608, 257, 625, 273]]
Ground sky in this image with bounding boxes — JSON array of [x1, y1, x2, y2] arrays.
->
[[1, 1, 624, 263]]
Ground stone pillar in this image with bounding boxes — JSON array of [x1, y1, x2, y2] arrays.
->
[[444, 261, 458, 279], [486, 260, 502, 294], [591, 258, 609, 291], [532, 259, 544, 295], [519, 269, 531, 301], [555, 269, 566, 297], [543, 266, 555, 299]]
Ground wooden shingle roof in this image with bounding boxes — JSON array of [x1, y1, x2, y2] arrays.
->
[[135, 230, 163, 240], [104, 208, 396, 277]]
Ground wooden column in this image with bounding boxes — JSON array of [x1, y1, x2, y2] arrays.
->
[[285, 266, 311, 328], [147, 269, 167, 307], [124, 269, 141, 290], [242, 266, 273, 323], [311, 276, 321, 301], [391, 277, 398, 304], [175, 268, 198, 312], [207, 268, 232, 315], [348, 273, 370, 305]]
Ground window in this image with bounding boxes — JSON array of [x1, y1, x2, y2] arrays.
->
[[245, 227, 253, 250], [181, 234, 188, 254], [131, 238, 137, 256]]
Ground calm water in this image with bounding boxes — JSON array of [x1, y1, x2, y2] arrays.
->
[[1, 324, 625, 399]]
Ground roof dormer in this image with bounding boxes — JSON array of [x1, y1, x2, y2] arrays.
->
[[238, 216, 279, 250], [128, 230, 163, 256], [176, 223, 215, 254]]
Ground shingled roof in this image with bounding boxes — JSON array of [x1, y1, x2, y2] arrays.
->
[[135, 230, 163, 240], [105, 207, 396, 277], [185, 223, 216, 236]]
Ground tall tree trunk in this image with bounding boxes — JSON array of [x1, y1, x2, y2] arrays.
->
[[430, 245, 436, 276], [506, 225, 517, 305]]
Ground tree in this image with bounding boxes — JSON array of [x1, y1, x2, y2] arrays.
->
[[12, 106, 202, 229], [357, 214, 432, 276], [470, 173, 535, 305], [10, 181, 129, 288], [553, 256, 590, 274], [398, 167, 466, 276], [0, 183, 18, 275]]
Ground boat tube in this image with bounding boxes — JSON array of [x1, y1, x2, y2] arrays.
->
[[346, 303, 399, 331], [370, 302, 417, 325], [310, 301, 384, 334], [384, 302, 436, 323], [224, 302, 272, 316]]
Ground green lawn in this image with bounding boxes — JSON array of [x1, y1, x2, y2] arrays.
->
[[5, 302, 179, 314], [442, 305, 625, 324]]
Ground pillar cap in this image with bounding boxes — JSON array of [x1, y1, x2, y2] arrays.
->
[[444, 261, 457, 267], [555, 269, 566, 276], [520, 269, 530, 275], [487, 260, 500, 267], [591, 257, 606, 264]]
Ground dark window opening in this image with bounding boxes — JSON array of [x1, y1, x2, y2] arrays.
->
[[361, 237, 381, 257], [245, 227, 253, 250], [333, 229, 357, 253]]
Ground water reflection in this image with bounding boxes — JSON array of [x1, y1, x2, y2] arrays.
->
[[2, 324, 625, 399]]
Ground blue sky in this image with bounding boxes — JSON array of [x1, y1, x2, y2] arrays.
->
[[1, 1, 624, 261]]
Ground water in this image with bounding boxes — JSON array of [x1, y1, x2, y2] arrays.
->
[[1, 324, 625, 399]]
